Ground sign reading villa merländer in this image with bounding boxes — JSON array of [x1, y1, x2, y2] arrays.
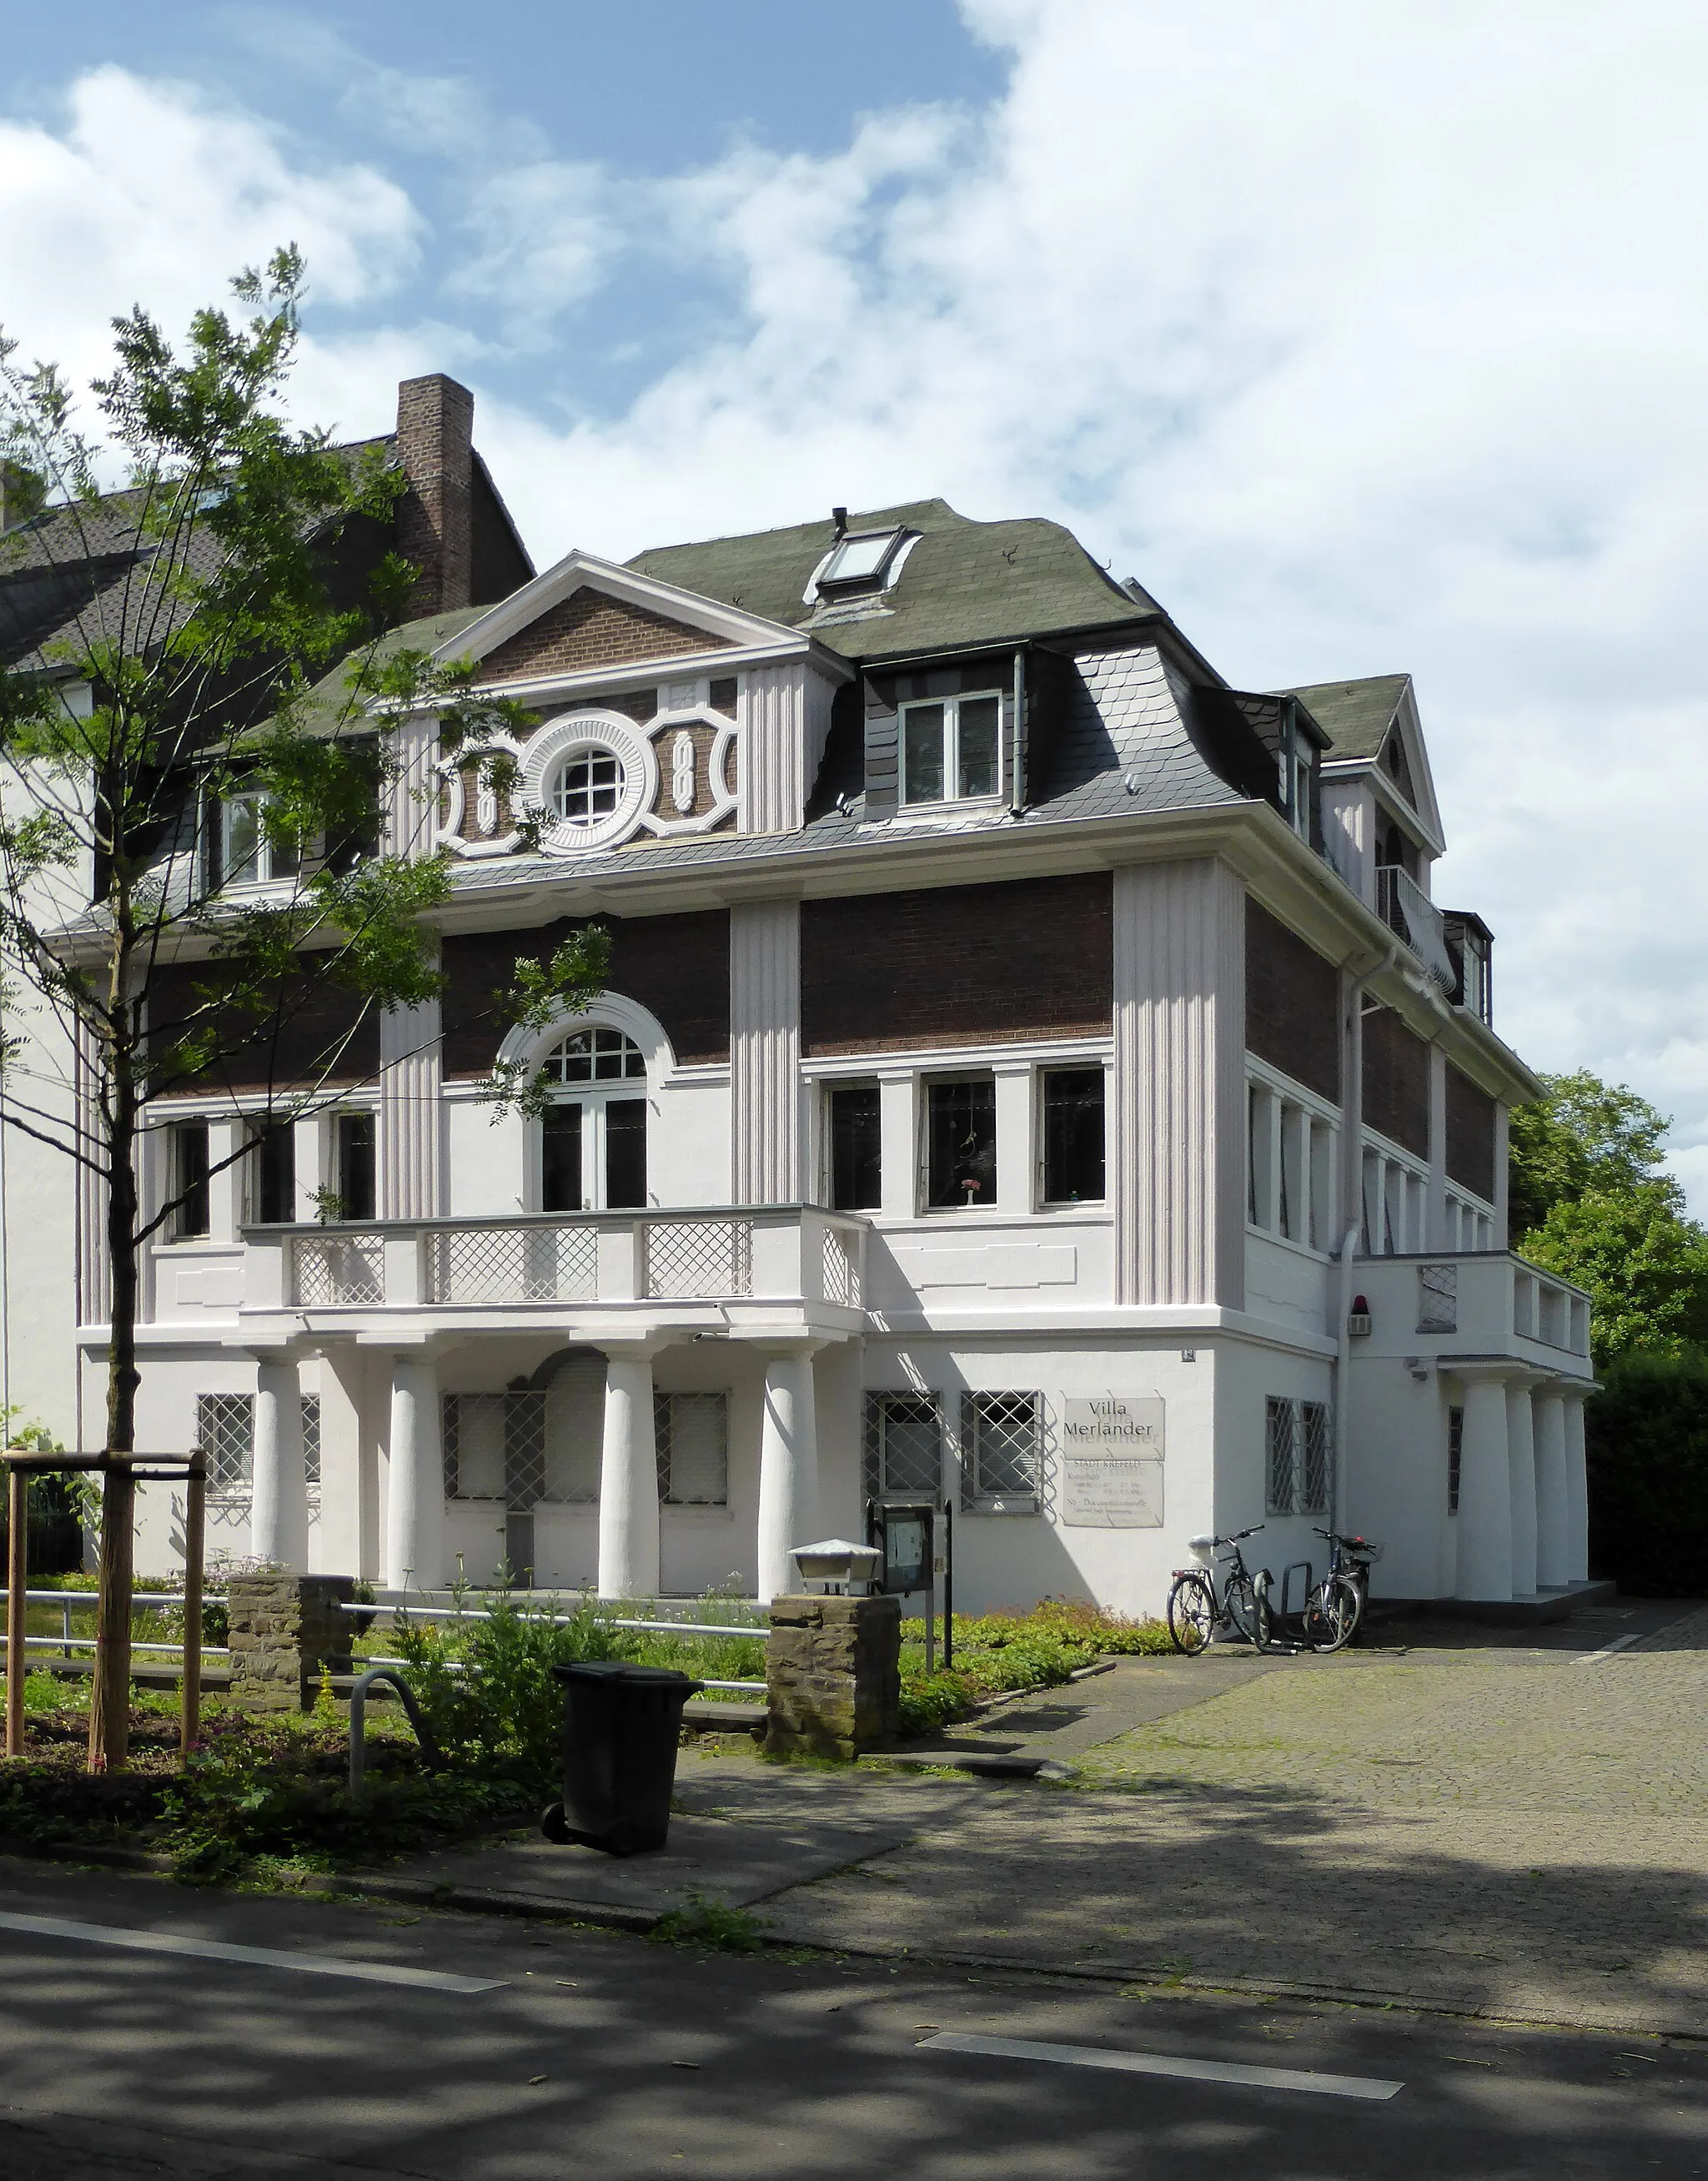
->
[[1061, 1396, 1165, 1527]]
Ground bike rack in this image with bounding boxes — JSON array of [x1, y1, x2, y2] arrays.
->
[[348, 1666, 440, 1798]]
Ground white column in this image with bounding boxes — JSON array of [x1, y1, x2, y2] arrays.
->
[[597, 1350, 661, 1600], [757, 1345, 820, 1604], [1564, 1395, 1590, 1582], [878, 1074, 916, 1220], [730, 898, 803, 1204], [1454, 1376, 1514, 1601], [1533, 1390, 1570, 1590], [1112, 857, 1245, 1307], [1505, 1384, 1538, 1597], [994, 1063, 1035, 1214], [379, 977, 444, 1221], [385, 1350, 444, 1592], [1426, 1043, 1448, 1251], [251, 1354, 308, 1570], [208, 1117, 244, 1244]]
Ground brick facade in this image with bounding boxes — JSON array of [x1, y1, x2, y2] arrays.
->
[[441, 909, 732, 1074], [1245, 898, 1341, 1104], [480, 589, 728, 683], [147, 957, 380, 1092], [1363, 1005, 1430, 1158], [1445, 1063, 1497, 1201], [801, 873, 1113, 1055]]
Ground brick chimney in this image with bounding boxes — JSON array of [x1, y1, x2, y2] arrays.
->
[[394, 374, 475, 617]]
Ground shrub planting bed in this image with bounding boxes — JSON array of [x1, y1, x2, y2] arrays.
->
[[896, 1601, 1173, 1736]]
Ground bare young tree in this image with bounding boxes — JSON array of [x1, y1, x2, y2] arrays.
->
[[0, 252, 604, 1766]]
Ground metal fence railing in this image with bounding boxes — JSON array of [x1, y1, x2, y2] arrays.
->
[[0, 1587, 232, 1661], [340, 1598, 767, 1695]]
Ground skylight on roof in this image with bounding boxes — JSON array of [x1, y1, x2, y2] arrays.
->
[[817, 527, 904, 592]]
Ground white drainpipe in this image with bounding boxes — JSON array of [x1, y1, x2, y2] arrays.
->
[[1333, 1224, 1359, 1532], [1334, 939, 1399, 1531]]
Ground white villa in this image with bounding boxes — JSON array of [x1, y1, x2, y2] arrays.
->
[[0, 374, 1595, 1618]]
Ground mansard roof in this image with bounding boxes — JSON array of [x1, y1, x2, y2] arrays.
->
[[626, 498, 1150, 662]]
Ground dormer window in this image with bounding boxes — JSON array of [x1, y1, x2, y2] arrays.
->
[[811, 525, 911, 601], [207, 785, 299, 890], [900, 691, 1002, 807]]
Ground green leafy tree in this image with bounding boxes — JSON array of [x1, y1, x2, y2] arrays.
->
[[0, 253, 604, 1765], [1510, 1071, 1708, 1364]]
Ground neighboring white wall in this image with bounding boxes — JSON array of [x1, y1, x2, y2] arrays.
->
[[1, 744, 93, 1441], [1113, 858, 1246, 1309]]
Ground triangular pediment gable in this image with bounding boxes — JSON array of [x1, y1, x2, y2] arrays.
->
[[436, 547, 809, 687]]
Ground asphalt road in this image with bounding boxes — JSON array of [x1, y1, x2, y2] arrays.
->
[[0, 1861, 1701, 2180]]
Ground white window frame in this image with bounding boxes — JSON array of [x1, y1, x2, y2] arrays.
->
[[897, 689, 1005, 809], [917, 1069, 1000, 1216], [210, 786, 300, 891]]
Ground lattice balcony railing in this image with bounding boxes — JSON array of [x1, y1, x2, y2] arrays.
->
[[430, 1223, 598, 1305], [822, 1223, 861, 1308], [293, 1232, 385, 1306], [641, 1218, 753, 1299]]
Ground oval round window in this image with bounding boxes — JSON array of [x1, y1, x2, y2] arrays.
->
[[550, 746, 625, 829]]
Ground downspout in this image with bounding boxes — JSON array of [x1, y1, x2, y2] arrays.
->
[[1334, 939, 1399, 1531], [1332, 1225, 1359, 1532], [1008, 649, 1027, 817]]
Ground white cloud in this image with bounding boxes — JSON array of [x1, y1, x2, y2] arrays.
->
[[9, 21, 1708, 1209], [467, 1, 1708, 1203], [0, 64, 419, 397]]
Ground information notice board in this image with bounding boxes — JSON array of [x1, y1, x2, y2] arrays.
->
[[1061, 1395, 1165, 1528]]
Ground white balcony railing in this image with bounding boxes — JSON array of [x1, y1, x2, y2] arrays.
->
[[1377, 864, 1457, 993], [1344, 1249, 1592, 1364], [240, 1204, 867, 1317]]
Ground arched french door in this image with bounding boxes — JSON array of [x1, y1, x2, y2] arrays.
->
[[537, 1027, 648, 1212]]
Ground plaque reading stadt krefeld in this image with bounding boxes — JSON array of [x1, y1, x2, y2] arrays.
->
[[1061, 1396, 1165, 1528]]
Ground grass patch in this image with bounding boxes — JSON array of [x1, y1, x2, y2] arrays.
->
[[651, 1889, 768, 1953]]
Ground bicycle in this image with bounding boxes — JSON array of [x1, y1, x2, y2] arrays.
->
[[1301, 1528, 1383, 1651], [1167, 1526, 1268, 1654]]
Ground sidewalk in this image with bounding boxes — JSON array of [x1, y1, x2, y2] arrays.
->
[[364, 1599, 1708, 2036]]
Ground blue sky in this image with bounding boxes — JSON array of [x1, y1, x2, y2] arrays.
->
[[5, 2, 1708, 1205]]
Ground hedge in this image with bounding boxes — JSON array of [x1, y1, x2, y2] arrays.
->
[[1586, 1352, 1708, 1596]]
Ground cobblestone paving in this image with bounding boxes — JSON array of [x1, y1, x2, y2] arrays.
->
[[756, 1609, 1708, 2034]]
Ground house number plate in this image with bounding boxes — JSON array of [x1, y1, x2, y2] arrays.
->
[[1061, 1396, 1165, 1528]]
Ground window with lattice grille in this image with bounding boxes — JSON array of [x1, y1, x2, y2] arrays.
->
[[1448, 1405, 1464, 1514], [655, 1393, 729, 1505], [1300, 1400, 1331, 1514], [196, 1393, 254, 1497], [441, 1390, 570, 1510], [1265, 1395, 1299, 1515], [862, 1392, 942, 1505], [302, 1395, 321, 1495], [1265, 1395, 1333, 1515], [964, 1391, 1041, 1510]]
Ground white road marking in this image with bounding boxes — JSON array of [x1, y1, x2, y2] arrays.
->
[[1575, 1632, 1645, 1665], [922, 2030, 1403, 2102], [0, 1910, 505, 1993]]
